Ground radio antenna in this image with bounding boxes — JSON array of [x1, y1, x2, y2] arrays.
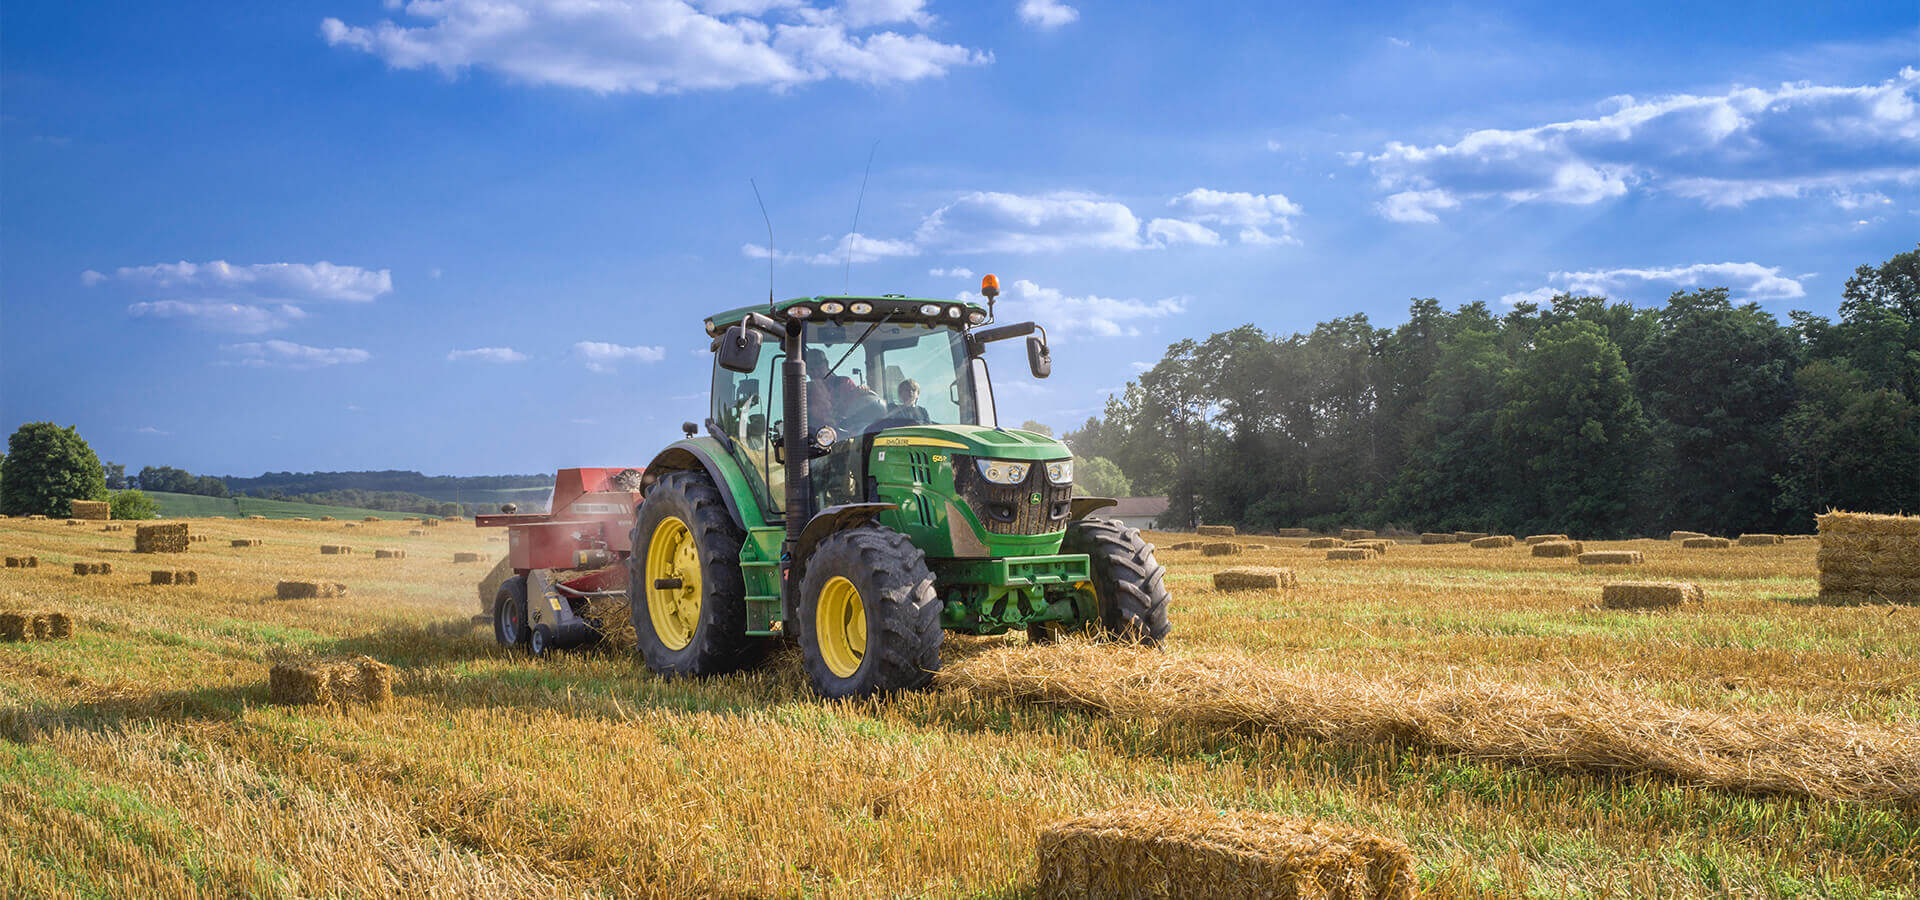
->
[[751, 178, 775, 308], [844, 140, 879, 295]]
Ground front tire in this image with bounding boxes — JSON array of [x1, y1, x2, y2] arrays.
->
[[1062, 517, 1171, 645], [627, 471, 765, 677], [493, 575, 530, 648], [797, 527, 942, 698]]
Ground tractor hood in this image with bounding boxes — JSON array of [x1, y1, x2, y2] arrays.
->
[[870, 425, 1069, 462]]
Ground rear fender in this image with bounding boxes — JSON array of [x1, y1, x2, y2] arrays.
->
[[1069, 497, 1118, 521], [641, 439, 767, 530], [796, 502, 897, 568]]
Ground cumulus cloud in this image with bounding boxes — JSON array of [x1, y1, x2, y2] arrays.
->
[[1143, 217, 1223, 247], [223, 340, 371, 368], [90, 260, 391, 303], [321, 0, 988, 94], [1366, 67, 1920, 219], [1497, 286, 1561, 308], [1017, 0, 1078, 29], [575, 341, 666, 372], [959, 278, 1185, 338], [128, 301, 308, 334], [909, 189, 1290, 254], [743, 232, 921, 265], [447, 346, 529, 363], [1165, 188, 1302, 244], [1502, 262, 1807, 306], [929, 266, 974, 278]]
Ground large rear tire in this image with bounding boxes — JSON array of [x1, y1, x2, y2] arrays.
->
[[493, 575, 530, 648], [1056, 517, 1171, 645], [797, 526, 942, 698], [627, 471, 766, 677]]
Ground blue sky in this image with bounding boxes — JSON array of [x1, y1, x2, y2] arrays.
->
[[3, 1, 1916, 477]]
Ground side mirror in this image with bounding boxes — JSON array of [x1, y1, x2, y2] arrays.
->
[[1027, 335, 1051, 379], [717, 325, 762, 373]]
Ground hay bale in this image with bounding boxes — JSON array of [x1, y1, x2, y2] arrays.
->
[[1524, 534, 1570, 545], [320, 545, 353, 555], [1340, 529, 1375, 541], [422, 519, 441, 528], [72, 563, 90, 575], [374, 549, 407, 559], [1816, 511, 1920, 604], [1034, 804, 1416, 900], [409, 529, 426, 536], [231, 539, 261, 547], [1304, 538, 1346, 549], [1200, 543, 1242, 558], [150, 570, 175, 585], [1453, 531, 1489, 542], [28, 616, 49, 640], [1531, 540, 1583, 558], [1326, 548, 1376, 561], [24, 556, 38, 568], [1419, 532, 1455, 544], [276, 581, 349, 600], [1213, 567, 1298, 591], [1350, 540, 1391, 555], [1241, 542, 1269, 551], [1274, 528, 1312, 538], [0, 613, 27, 642], [1738, 534, 1784, 546], [64, 519, 82, 526], [101, 523, 124, 532], [1196, 525, 1236, 537], [27, 514, 46, 520], [353, 657, 395, 706], [248, 515, 266, 520], [1682, 537, 1732, 549], [1579, 550, 1643, 566], [46, 613, 72, 639], [4, 557, 16, 568], [189, 534, 207, 543], [1669, 530, 1709, 541], [477, 555, 516, 617], [1602, 581, 1705, 610], [134, 522, 190, 553], [1469, 535, 1515, 549], [69, 500, 110, 520], [363, 516, 381, 522], [1166, 541, 1203, 551]]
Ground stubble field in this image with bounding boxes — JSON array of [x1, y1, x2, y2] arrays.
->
[[1, 516, 1916, 898]]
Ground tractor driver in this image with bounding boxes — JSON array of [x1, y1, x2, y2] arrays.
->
[[804, 348, 887, 433], [889, 378, 932, 425]]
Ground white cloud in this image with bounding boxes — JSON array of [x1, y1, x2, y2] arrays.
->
[[223, 340, 371, 368], [1017, 0, 1078, 29], [1367, 67, 1920, 219], [1551, 262, 1807, 302], [135, 426, 169, 436], [743, 231, 921, 265], [127, 301, 308, 334], [321, 0, 988, 95], [93, 260, 391, 303], [1165, 188, 1302, 244], [929, 266, 974, 278], [1376, 189, 1460, 224], [1498, 286, 1560, 308], [575, 341, 666, 372], [916, 191, 1149, 254], [447, 346, 529, 363], [961, 278, 1185, 338], [1144, 217, 1223, 247], [1386, 36, 1410, 48]]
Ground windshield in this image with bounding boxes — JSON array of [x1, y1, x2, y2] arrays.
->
[[803, 321, 979, 435]]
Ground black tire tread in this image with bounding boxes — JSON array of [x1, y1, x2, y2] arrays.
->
[[798, 526, 943, 698], [494, 575, 529, 648], [1057, 517, 1172, 645], [626, 470, 766, 676]]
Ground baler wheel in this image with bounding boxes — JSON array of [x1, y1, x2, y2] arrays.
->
[[493, 575, 530, 648], [626, 471, 767, 676], [796, 526, 942, 698], [1051, 517, 1171, 646]]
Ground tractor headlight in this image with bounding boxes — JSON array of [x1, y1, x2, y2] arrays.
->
[[1046, 460, 1073, 484], [976, 459, 1030, 485], [819, 301, 845, 315]]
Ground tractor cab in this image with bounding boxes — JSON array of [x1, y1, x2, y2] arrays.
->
[[618, 276, 1171, 698]]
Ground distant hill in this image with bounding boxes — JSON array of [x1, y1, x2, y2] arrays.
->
[[147, 491, 419, 520], [221, 470, 553, 511]]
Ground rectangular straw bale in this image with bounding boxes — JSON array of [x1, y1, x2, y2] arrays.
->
[[1453, 532, 1490, 542], [248, 515, 266, 520], [1351, 540, 1391, 555], [1326, 548, 1377, 561], [1213, 567, 1299, 591], [1240, 542, 1269, 550], [1816, 510, 1920, 603], [1200, 543, 1242, 557], [364, 516, 380, 522], [1419, 532, 1456, 544], [1525, 534, 1570, 545], [275, 580, 349, 600], [1166, 541, 1202, 551], [150, 570, 175, 585], [101, 524, 124, 532], [1340, 529, 1376, 541], [409, 529, 427, 536], [69, 500, 110, 520], [1469, 535, 1516, 549], [1196, 525, 1236, 537], [72, 563, 91, 575], [46, 613, 72, 639], [1669, 530, 1709, 541], [319, 516, 335, 521], [1738, 534, 1784, 546], [1531, 540, 1583, 558], [1579, 550, 1644, 566], [1034, 804, 1416, 900], [320, 545, 353, 555], [134, 522, 190, 553], [27, 514, 46, 520], [1274, 528, 1312, 538], [1682, 537, 1733, 549], [1304, 538, 1346, 549], [3, 557, 15, 568], [1602, 581, 1705, 610], [375, 549, 407, 559], [0, 614, 27, 642], [29, 616, 49, 640], [231, 539, 261, 547]]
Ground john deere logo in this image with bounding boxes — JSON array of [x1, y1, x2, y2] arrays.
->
[[1028, 492, 1042, 505]]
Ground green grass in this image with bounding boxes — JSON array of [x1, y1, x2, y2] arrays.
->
[[145, 492, 417, 521]]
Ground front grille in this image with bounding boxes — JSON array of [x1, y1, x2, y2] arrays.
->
[[953, 454, 1073, 536]]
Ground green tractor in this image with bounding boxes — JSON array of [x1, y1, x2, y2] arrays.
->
[[630, 276, 1171, 697]]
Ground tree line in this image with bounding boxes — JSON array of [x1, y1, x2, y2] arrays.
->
[[1066, 246, 1920, 538]]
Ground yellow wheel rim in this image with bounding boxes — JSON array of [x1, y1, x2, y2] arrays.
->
[[645, 516, 702, 651], [815, 576, 866, 678]]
